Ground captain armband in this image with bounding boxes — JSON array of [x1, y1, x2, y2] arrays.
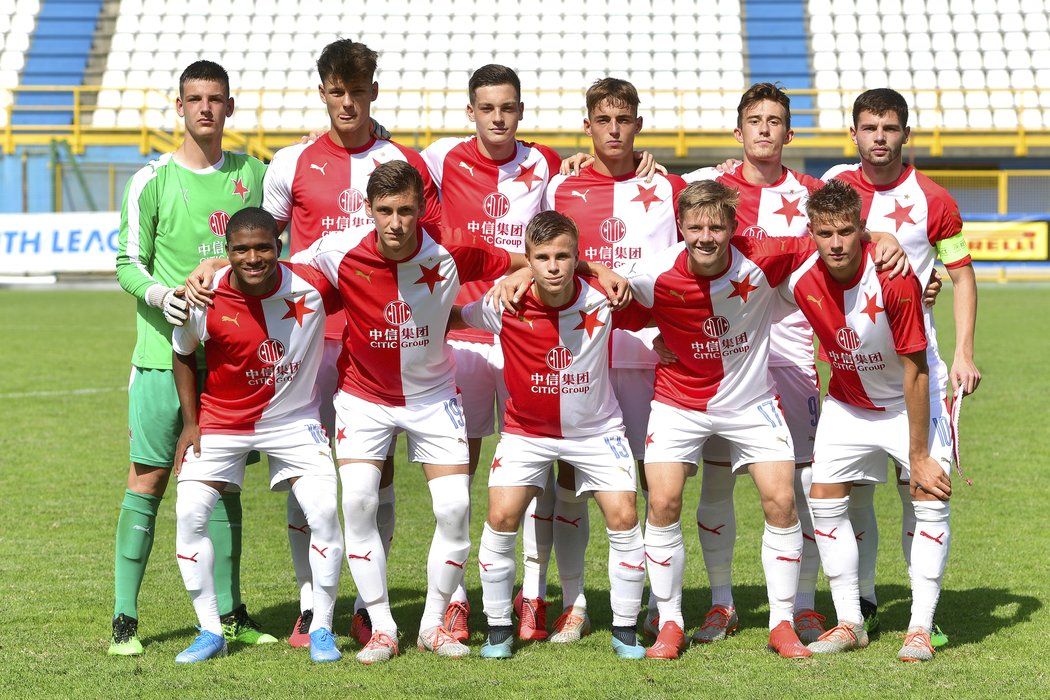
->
[[935, 234, 971, 266]]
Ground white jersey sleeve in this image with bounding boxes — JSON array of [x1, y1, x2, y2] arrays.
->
[[420, 136, 464, 189], [261, 143, 306, 225], [460, 299, 503, 335], [681, 166, 720, 183], [819, 162, 858, 182]]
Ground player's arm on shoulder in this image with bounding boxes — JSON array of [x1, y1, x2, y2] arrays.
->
[[576, 259, 631, 308], [172, 346, 201, 475], [184, 257, 229, 307], [864, 229, 909, 278], [486, 266, 533, 312], [900, 350, 951, 501]]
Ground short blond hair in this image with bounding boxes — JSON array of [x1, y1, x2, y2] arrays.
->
[[677, 180, 739, 229]]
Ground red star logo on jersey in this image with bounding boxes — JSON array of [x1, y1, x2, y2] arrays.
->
[[885, 200, 916, 232], [574, 308, 606, 338], [282, 296, 316, 326], [336, 427, 346, 443], [490, 456, 502, 472], [861, 292, 884, 324], [645, 432, 655, 448], [414, 263, 447, 293], [231, 178, 250, 202], [728, 274, 759, 302], [514, 161, 543, 191], [631, 184, 662, 212], [774, 195, 803, 226]]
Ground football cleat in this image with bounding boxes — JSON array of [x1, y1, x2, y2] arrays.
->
[[479, 632, 515, 659], [417, 625, 470, 658], [612, 634, 647, 660], [691, 605, 739, 644], [767, 620, 813, 658], [355, 630, 398, 664], [807, 622, 869, 654], [898, 627, 935, 662], [645, 621, 687, 659], [793, 609, 827, 645], [443, 600, 470, 643], [549, 606, 591, 644], [517, 595, 550, 641], [308, 628, 341, 663], [220, 604, 278, 645], [642, 613, 660, 639], [860, 597, 880, 635], [108, 613, 144, 656], [350, 608, 372, 647], [289, 609, 313, 648], [175, 629, 228, 664], [930, 623, 949, 648]]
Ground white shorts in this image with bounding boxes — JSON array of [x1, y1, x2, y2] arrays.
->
[[811, 395, 953, 485], [702, 364, 819, 465], [488, 431, 637, 496], [334, 390, 469, 465], [611, 367, 656, 458], [644, 395, 796, 474], [177, 420, 336, 491], [451, 339, 507, 439], [317, 337, 341, 437]]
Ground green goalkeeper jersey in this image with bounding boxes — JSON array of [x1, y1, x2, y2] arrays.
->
[[116, 151, 267, 369]]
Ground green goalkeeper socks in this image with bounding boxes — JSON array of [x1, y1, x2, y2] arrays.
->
[[113, 489, 161, 619], [209, 491, 243, 615]]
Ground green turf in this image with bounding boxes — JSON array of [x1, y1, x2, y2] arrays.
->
[[0, 284, 1047, 698]]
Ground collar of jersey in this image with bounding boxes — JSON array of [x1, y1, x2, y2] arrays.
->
[[867, 163, 913, 192], [469, 136, 520, 166], [322, 132, 378, 155]]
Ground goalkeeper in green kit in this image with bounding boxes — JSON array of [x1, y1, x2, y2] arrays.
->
[[110, 60, 274, 655]]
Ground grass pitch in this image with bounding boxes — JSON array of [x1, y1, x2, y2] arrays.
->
[[0, 283, 1047, 699]]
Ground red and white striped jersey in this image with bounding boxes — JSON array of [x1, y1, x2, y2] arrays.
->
[[172, 262, 341, 434], [786, 242, 927, 411], [422, 135, 561, 344], [461, 276, 650, 439], [546, 168, 686, 368], [301, 225, 511, 406], [630, 236, 815, 412], [684, 165, 825, 368], [263, 134, 442, 341], [823, 163, 965, 394]]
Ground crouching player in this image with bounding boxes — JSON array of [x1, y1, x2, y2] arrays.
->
[[786, 181, 952, 662], [171, 208, 345, 664], [457, 211, 649, 660]]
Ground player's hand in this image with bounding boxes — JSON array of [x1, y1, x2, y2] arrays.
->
[[161, 286, 189, 326], [715, 158, 742, 174], [592, 265, 631, 309], [634, 151, 668, 183], [173, 425, 201, 476], [652, 334, 678, 364], [923, 269, 942, 307], [184, 261, 219, 307], [298, 127, 328, 144], [371, 118, 390, 140], [485, 268, 534, 311], [870, 230, 910, 279], [950, 356, 981, 396], [910, 454, 951, 501], [560, 152, 594, 176]]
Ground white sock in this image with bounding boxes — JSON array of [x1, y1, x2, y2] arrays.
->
[[521, 471, 555, 600], [478, 523, 517, 627], [641, 488, 659, 615], [291, 474, 342, 632], [697, 462, 736, 608], [340, 464, 395, 633], [421, 474, 471, 630], [643, 521, 685, 629], [811, 496, 861, 625], [286, 492, 314, 614], [607, 525, 645, 628], [175, 481, 222, 635], [554, 486, 589, 610], [849, 483, 879, 603], [761, 521, 803, 628], [793, 467, 819, 611], [449, 480, 471, 607], [354, 484, 397, 612], [909, 500, 951, 630], [898, 482, 917, 570]]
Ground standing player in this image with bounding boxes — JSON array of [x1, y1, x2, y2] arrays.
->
[[676, 83, 826, 644], [261, 39, 441, 646], [785, 180, 952, 662], [456, 211, 648, 660], [543, 78, 686, 642], [171, 208, 344, 664], [111, 60, 274, 655], [823, 88, 980, 643]]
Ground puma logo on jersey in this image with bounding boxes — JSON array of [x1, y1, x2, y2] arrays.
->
[[355, 269, 374, 283], [221, 313, 240, 326], [806, 295, 824, 309], [310, 162, 328, 176], [900, 297, 913, 304], [571, 189, 589, 203], [458, 161, 475, 176], [668, 289, 686, 302]]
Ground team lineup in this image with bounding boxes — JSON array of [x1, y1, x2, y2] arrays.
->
[[110, 38, 981, 666]]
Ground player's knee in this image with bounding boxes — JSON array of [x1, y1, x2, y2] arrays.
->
[[129, 463, 170, 496], [342, 486, 379, 535], [487, 509, 523, 533], [646, 493, 683, 527], [761, 492, 797, 528], [432, 488, 471, 531]]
